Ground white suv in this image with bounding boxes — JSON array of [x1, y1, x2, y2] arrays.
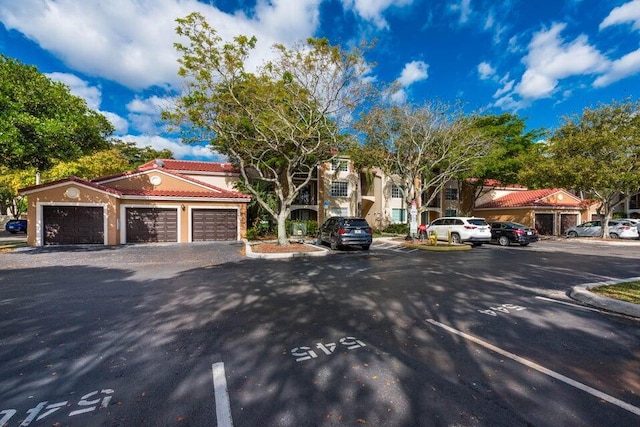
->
[[426, 217, 491, 246]]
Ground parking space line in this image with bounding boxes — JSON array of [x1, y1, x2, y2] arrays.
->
[[535, 296, 601, 312], [427, 319, 640, 417], [212, 362, 234, 427]]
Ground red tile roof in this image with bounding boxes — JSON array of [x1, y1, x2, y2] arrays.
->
[[475, 188, 585, 209], [19, 176, 122, 196], [138, 159, 239, 174]]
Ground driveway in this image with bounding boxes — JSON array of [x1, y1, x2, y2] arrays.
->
[[1, 240, 639, 426]]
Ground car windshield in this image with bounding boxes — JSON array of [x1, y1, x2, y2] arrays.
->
[[467, 219, 488, 226], [343, 219, 368, 227]]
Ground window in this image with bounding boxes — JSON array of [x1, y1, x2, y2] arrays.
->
[[445, 209, 457, 216], [330, 181, 348, 197], [331, 160, 348, 172], [391, 208, 406, 223], [391, 184, 404, 199], [330, 207, 348, 216], [445, 188, 458, 200]]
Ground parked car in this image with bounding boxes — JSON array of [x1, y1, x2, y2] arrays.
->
[[426, 217, 491, 246], [488, 221, 539, 246], [608, 220, 639, 239], [5, 219, 27, 234], [318, 216, 372, 250], [565, 220, 639, 239]]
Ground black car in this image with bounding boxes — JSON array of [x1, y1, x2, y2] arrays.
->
[[489, 221, 538, 246], [5, 219, 27, 234], [318, 216, 372, 250]]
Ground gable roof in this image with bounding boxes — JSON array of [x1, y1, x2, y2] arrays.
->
[[475, 188, 585, 209], [20, 169, 250, 201]]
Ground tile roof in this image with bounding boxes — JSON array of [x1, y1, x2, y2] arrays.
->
[[20, 171, 250, 200], [475, 188, 585, 209], [19, 176, 122, 196], [138, 159, 239, 173]]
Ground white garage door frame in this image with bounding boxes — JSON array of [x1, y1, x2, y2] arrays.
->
[[187, 205, 241, 242], [36, 202, 108, 247], [120, 204, 183, 244]]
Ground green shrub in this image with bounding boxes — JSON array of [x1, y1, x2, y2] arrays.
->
[[383, 223, 409, 235], [246, 227, 258, 241]]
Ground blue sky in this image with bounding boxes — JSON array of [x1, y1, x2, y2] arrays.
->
[[1, 0, 640, 160]]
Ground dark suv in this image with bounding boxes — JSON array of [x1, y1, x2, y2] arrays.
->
[[318, 216, 372, 250]]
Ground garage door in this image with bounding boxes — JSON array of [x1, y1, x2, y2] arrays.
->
[[192, 209, 237, 241], [43, 206, 104, 245], [126, 208, 177, 243]]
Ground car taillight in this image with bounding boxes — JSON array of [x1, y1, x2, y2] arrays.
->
[[338, 227, 347, 235], [366, 227, 372, 234], [621, 226, 630, 230], [464, 225, 477, 229], [513, 229, 525, 235]]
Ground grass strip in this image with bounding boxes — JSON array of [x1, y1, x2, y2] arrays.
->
[[592, 281, 640, 304]]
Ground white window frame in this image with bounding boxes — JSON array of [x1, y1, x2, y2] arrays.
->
[[391, 184, 404, 199], [330, 181, 348, 197]]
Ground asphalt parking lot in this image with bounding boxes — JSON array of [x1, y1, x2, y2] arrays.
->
[[1, 238, 639, 426]]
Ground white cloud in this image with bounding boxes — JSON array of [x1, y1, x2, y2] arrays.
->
[[102, 111, 129, 134], [493, 77, 514, 99], [397, 60, 429, 86], [120, 134, 221, 160], [515, 23, 609, 99], [0, 0, 323, 90], [341, 0, 414, 29], [593, 48, 640, 87], [44, 71, 128, 133], [600, 0, 640, 31], [477, 62, 495, 80], [448, 0, 472, 25], [45, 72, 102, 110]]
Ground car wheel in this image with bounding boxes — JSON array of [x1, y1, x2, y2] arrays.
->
[[362, 245, 370, 251], [609, 232, 619, 239], [450, 233, 461, 244], [330, 236, 338, 250], [567, 231, 578, 238], [498, 235, 510, 246]]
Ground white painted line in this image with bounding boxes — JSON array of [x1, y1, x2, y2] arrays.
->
[[426, 319, 640, 417], [535, 296, 601, 313], [212, 362, 234, 427]]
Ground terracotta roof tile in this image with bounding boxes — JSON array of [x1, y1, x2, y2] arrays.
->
[[138, 159, 239, 173], [118, 189, 250, 199], [475, 188, 584, 209], [19, 176, 123, 195]]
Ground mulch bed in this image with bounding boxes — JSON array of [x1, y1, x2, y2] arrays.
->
[[249, 241, 323, 253]]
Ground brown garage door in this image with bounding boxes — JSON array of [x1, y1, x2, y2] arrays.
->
[[126, 208, 177, 243], [43, 206, 104, 245], [192, 209, 237, 241], [535, 213, 554, 236]]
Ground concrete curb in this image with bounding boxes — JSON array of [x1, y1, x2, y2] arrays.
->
[[244, 239, 330, 259], [569, 277, 640, 318]]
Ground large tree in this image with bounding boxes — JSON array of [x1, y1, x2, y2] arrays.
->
[[521, 99, 640, 238], [163, 12, 373, 245], [457, 113, 546, 214], [0, 55, 114, 171], [354, 101, 493, 227]]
